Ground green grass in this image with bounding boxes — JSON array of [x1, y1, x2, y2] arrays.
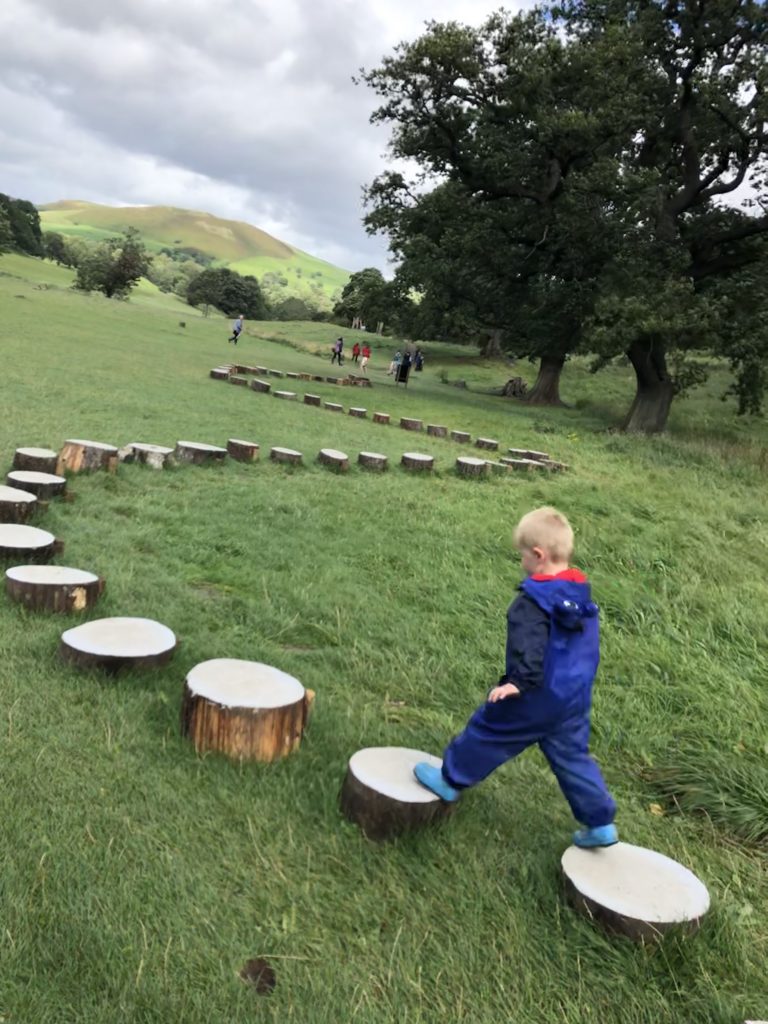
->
[[1, 253, 767, 1023]]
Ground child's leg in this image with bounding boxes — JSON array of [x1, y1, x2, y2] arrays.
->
[[538, 711, 616, 827], [441, 704, 540, 789]]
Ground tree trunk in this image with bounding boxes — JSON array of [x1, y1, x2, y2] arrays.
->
[[481, 329, 504, 359], [623, 339, 675, 434], [526, 354, 566, 406]]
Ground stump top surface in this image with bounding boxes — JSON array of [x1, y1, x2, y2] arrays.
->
[[350, 407, 367, 413], [176, 441, 227, 453], [16, 446, 57, 458], [457, 457, 488, 467], [402, 452, 434, 462], [0, 524, 55, 548], [0, 485, 37, 504], [359, 451, 387, 460], [6, 564, 99, 585], [186, 659, 305, 708], [320, 448, 348, 460], [561, 842, 710, 924], [274, 390, 297, 398], [64, 439, 118, 452], [271, 446, 302, 458], [349, 747, 443, 804], [477, 437, 499, 444], [61, 617, 176, 657], [228, 438, 258, 447], [128, 442, 175, 455], [8, 470, 66, 486]]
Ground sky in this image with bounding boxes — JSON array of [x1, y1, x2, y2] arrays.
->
[[0, 0, 531, 271]]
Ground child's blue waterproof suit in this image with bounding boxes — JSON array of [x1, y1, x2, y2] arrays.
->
[[442, 574, 616, 828]]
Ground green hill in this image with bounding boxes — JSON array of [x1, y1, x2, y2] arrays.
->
[[39, 199, 351, 304]]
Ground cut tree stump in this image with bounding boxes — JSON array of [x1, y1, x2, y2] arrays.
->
[[286, 372, 299, 380], [180, 658, 310, 762], [304, 394, 322, 407], [450, 430, 471, 443], [6, 470, 67, 501], [13, 447, 58, 473], [174, 441, 227, 464], [326, 376, 340, 384], [0, 524, 57, 563], [508, 447, 550, 462], [340, 747, 454, 840], [427, 424, 447, 438], [230, 375, 249, 387], [401, 452, 434, 472], [349, 407, 367, 418], [250, 378, 272, 394], [6, 564, 104, 612], [400, 417, 423, 432], [299, 373, 313, 381], [358, 451, 388, 471], [318, 448, 350, 472], [475, 437, 499, 451], [485, 461, 511, 475], [543, 460, 569, 473], [210, 369, 230, 380], [255, 366, 269, 375], [120, 443, 175, 469], [0, 484, 38, 523], [274, 390, 297, 401], [60, 616, 177, 672], [270, 369, 285, 378], [456, 457, 489, 479], [561, 842, 710, 942], [270, 447, 303, 465], [227, 439, 260, 462], [324, 402, 343, 413], [312, 374, 325, 382], [373, 412, 390, 425], [57, 439, 118, 474], [500, 458, 546, 472]]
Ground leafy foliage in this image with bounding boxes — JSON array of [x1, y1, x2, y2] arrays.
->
[[0, 194, 43, 256], [74, 227, 152, 299], [186, 266, 268, 319]]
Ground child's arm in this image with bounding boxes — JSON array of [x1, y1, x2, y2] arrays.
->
[[494, 593, 550, 698]]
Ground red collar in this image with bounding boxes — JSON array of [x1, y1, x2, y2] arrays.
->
[[529, 568, 587, 582]]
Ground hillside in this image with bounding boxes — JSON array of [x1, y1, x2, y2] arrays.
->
[[39, 199, 350, 304]]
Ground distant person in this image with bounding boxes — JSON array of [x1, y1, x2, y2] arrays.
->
[[360, 343, 371, 374], [352, 341, 361, 364], [387, 350, 402, 376], [414, 347, 424, 371], [331, 337, 344, 365], [228, 314, 244, 345]]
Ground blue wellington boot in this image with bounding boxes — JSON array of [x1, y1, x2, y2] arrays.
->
[[414, 763, 460, 802], [572, 823, 619, 848]]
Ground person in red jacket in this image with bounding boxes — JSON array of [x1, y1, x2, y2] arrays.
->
[[360, 344, 371, 374], [352, 341, 361, 363]]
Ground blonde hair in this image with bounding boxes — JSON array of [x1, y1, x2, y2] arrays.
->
[[514, 506, 574, 562]]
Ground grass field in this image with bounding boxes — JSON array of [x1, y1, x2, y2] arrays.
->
[[1, 253, 767, 1024]]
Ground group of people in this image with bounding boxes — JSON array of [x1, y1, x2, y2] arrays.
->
[[331, 337, 371, 373], [387, 347, 424, 377]]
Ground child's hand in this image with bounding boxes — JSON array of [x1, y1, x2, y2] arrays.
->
[[488, 682, 521, 702]]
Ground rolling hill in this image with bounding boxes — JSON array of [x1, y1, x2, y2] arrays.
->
[[38, 200, 351, 305]]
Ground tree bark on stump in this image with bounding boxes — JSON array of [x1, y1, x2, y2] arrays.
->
[[274, 390, 297, 401], [227, 439, 260, 462], [319, 448, 350, 472], [358, 452, 388, 471], [401, 453, 434, 472], [250, 379, 272, 394], [349, 407, 367, 418], [0, 485, 37, 523], [230, 375, 249, 387], [340, 747, 454, 841], [485, 460, 511, 475], [450, 431, 471, 443], [174, 441, 227, 464], [324, 402, 343, 413], [270, 447, 303, 465], [210, 368, 230, 380], [180, 659, 310, 762], [13, 447, 58, 473], [6, 471, 67, 501], [400, 418, 423, 432], [507, 448, 550, 462], [326, 376, 340, 384], [119, 443, 175, 469], [60, 616, 176, 672], [561, 843, 710, 942], [312, 374, 325, 382], [475, 438, 499, 451], [6, 565, 105, 612], [373, 412, 390, 425], [623, 339, 675, 434], [57, 440, 118, 474], [456, 457, 489, 478], [543, 460, 569, 472], [270, 369, 285, 378], [304, 394, 322, 406], [525, 354, 566, 406], [286, 372, 299, 379], [299, 373, 313, 381], [255, 366, 269, 375], [427, 425, 447, 438], [500, 458, 544, 472], [0, 524, 57, 563]]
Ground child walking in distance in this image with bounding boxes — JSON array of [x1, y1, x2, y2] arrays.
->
[[228, 314, 244, 345], [414, 506, 618, 848]]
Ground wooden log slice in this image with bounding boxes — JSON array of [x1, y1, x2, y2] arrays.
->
[[174, 441, 227, 465], [120, 443, 175, 469], [349, 407, 367, 418], [304, 394, 322, 407], [312, 374, 325, 382], [450, 430, 471, 443], [500, 458, 545, 472], [485, 460, 512, 475], [255, 366, 269, 375], [6, 564, 104, 612], [318, 448, 350, 472], [58, 439, 118, 474], [13, 447, 58, 473], [299, 373, 313, 381], [0, 484, 38, 523], [180, 659, 309, 762], [270, 447, 303, 465], [286, 372, 300, 379], [324, 402, 343, 413], [475, 437, 499, 451], [0, 524, 57, 563], [358, 451, 388, 471], [400, 417, 423, 432], [210, 368, 230, 380], [340, 747, 454, 841], [543, 460, 569, 473], [456, 457, 489, 478], [561, 842, 710, 942], [401, 452, 434, 472], [60, 616, 176, 672], [230, 375, 249, 386], [269, 369, 286, 378], [508, 447, 550, 462], [274, 390, 297, 401], [6, 470, 67, 501], [427, 424, 447, 438], [227, 439, 260, 462], [250, 378, 272, 393], [373, 412, 390, 425]]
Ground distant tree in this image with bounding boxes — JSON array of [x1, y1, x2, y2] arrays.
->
[[74, 228, 152, 299], [43, 231, 69, 265], [332, 267, 402, 330], [0, 195, 44, 256], [0, 207, 12, 253], [186, 267, 268, 318], [271, 296, 320, 321]]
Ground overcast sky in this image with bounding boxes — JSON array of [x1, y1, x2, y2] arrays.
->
[[0, 0, 531, 271]]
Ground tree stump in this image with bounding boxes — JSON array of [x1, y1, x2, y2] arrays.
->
[[250, 378, 272, 394], [475, 437, 499, 451], [401, 452, 434, 472], [57, 439, 118, 474], [427, 424, 447, 438], [486, 461, 512, 475], [210, 368, 230, 380], [174, 441, 227, 464], [340, 747, 454, 840], [299, 373, 313, 381], [6, 470, 67, 501], [13, 447, 58, 473], [326, 376, 340, 384], [561, 842, 710, 942], [450, 430, 471, 443], [373, 412, 390, 425], [255, 366, 269, 375], [358, 451, 388, 471], [230, 375, 249, 387], [270, 369, 285, 378], [227, 439, 260, 462], [349, 407, 367, 418], [0, 484, 38, 523], [274, 390, 297, 401], [318, 448, 350, 472], [456, 457, 489, 478], [324, 402, 343, 413], [304, 394, 322, 406], [270, 447, 303, 465], [312, 374, 325, 382], [0, 524, 57, 563], [500, 458, 545, 472], [60, 616, 177, 672], [400, 417, 423, 432], [543, 460, 569, 472], [286, 372, 299, 379], [508, 447, 550, 462], [120, 443, 175, 469], [180, 659, 310, 762], [6, 564, 105, 612]]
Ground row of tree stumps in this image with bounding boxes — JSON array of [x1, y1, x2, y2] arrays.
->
[[0, 438, 710, 945]]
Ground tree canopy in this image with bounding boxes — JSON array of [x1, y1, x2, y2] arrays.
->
[[186, 267, 268, 319], [74, 228, 152, 299]]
